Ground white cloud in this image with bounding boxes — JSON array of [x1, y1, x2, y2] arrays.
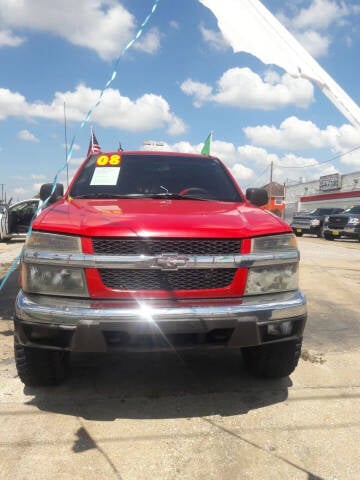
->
[[181, 68, 314, 110], [0, 29, 25, 47], [169, 21, 179, 30], [244, 115, 360, 149], [63, 143, 80, 151], [199, 24, 229, 52], [0, 0, 160, 60], [18, 129, 39, 142], [13, 187, 27, 196], [31, 174, 46, 180], [180, 79, 213, 108], [244, 117, 327, 150], [289, 0, 348, 31], [0, 85, 187, 135], [244, 116, 360, 170], [32, 183, 43, 194], [277, 0, 360, 57], [133, 28, 160, 55], [294, 30, 330, 57], [0, 89, 28, 120]]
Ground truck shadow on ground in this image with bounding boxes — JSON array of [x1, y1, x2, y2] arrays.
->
[[1, 269, 292, 421], [24, 350, 292, 421]]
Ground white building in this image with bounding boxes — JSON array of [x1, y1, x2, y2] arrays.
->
[[285, 170, 360, 222]]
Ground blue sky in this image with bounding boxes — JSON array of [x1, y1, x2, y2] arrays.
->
[[1, 0, 360, 202]]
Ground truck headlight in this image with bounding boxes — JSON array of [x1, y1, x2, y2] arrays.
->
[[22, 232, 87, 296], [22, 263, 88, 297], [348, 217, 359, 225], [245, 264, 298, 295], [251, 233, 297, 252], [247, 234, 299, 295], [26, 231, 81, 252], [310, 219, 320, 226]]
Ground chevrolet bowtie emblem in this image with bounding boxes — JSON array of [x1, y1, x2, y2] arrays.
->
[[154, 254, 189, 270]]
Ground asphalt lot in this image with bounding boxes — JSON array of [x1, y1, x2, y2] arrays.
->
[[0, 236, 360, 479]]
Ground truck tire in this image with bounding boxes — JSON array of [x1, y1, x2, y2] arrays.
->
[[14, 336, 69, 386], [324, 232, 334, 241], [294, 231, 303, 237], [241, 338, 302, 378]]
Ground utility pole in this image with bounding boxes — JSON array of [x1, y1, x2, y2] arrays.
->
[[269, 161, 273, 202], [0, 184, 4, 203]]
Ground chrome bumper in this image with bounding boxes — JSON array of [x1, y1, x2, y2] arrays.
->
[[16, 289, 306, 325], [15, 290, 306, 351]]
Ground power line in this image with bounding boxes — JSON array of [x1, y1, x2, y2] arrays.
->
[[253, 165, 270, 187], [274, 144, 360, 169]]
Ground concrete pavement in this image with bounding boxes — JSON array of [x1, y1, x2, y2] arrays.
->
[[0, 236, 359, 480]]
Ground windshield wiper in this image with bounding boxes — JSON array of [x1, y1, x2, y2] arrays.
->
[[146, 193, 209, 201], [71, 193, 146, 199], [71, 192, 210, 201]]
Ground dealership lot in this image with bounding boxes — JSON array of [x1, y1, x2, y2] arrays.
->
[[0, 237, 360, 480]]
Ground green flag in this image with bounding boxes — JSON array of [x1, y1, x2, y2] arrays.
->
[[201, 132, 212, 155]]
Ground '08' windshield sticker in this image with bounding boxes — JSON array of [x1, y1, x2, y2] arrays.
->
[[90, 166, 120, 185], [96, 154, 121, 166]]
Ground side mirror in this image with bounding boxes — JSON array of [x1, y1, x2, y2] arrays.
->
[[246, 188, 268, 207], [39, 183, 64, 204]]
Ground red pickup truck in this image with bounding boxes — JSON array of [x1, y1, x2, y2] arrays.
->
[[14, 151, 307, 385]]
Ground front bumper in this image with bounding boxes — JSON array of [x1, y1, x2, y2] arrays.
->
[[291, 225, 320, 235], [324, 225, 360, 239], [15, 289, 307, 352]]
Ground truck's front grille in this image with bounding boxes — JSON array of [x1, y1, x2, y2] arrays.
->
[[327, 216, 348, 229], [92, 238, 241, 255], [99, 268, 237, 290], [292, 220, 311, 227]]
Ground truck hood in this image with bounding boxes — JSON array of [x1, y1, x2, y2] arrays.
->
[[34, 198, 290, 238]]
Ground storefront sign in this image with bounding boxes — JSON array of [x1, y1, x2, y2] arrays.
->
[[319, 173, 341, 191]]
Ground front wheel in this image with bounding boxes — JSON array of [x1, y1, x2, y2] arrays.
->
[[14, 336, 69, 386], [324, 232, 334, 241], [294, 231, 303, 237], [241, 338, 302, 378]]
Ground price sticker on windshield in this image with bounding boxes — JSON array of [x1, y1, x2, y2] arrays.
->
[[96, 154, 121, 166]]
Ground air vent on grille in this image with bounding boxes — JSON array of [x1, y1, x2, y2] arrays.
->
[[92, 238, 241, 255], [99, 268, 237, 290]]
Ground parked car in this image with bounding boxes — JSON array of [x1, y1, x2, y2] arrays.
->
[[0, 198, 40, 242], [323, 205, 360, 241], [13, 150, 307, 386], [290, 207, 344, 237]]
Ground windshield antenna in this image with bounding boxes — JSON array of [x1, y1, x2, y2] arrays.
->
[[64, 101, 69, 188], [160, 185, 169, 194]]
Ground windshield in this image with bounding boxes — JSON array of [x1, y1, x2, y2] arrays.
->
[[69, 153, 242, 202], [343, 205, 360, 214], [309, 208, 335, 215]]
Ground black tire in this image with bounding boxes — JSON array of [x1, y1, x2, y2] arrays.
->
[[294, 231, 303, 237], [241, 338, 302, 378], [14, 336, 69, 386], [324, 232, 334, 241]]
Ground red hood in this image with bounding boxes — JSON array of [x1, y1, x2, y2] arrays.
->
[[33, 198, 290, 238]]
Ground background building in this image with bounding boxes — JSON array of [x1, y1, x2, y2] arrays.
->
[[284, 170, 360, 222], [261, 182, 285, 217]]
